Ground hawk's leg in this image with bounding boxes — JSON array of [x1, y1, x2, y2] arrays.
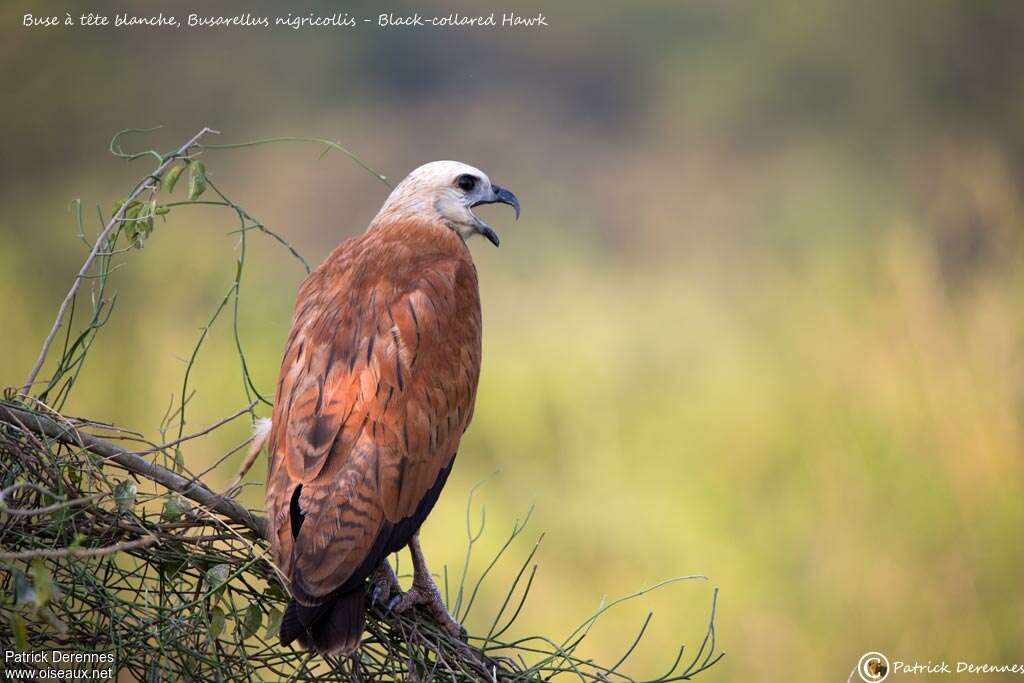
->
[[387, 533, 466, 639], [369, 559, 401, 606]]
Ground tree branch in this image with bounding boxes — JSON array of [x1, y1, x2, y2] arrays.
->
[[0, 535, 157, 561], [0, 403, 265, 538]]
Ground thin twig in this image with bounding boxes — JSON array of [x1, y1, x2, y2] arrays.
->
[[18, 127, 220, 397], [137, 401, 256, 455], [199, 136, 392, 188], [0, 403, 265, 538], [0, 535, 157, 561], [0, 482, 107, 517]]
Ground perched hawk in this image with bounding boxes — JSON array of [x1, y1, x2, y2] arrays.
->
[[263, 161, 519, 654]]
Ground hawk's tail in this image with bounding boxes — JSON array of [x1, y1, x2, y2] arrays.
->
[[280, 589, 366, 655]]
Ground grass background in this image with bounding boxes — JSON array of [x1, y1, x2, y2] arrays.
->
[[3, 1, 1023, 679]]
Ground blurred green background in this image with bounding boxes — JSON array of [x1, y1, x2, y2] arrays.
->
[[3, 0, 1024, 679]]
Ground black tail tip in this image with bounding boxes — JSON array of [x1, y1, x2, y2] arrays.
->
[[280, 590, 366, 656]]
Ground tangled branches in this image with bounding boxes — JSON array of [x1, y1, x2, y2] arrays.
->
[[0, 128, 722, 681]]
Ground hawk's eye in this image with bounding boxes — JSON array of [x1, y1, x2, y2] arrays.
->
[[456, 174, 477, 192]]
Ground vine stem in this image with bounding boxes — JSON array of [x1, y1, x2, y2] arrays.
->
[[18, 126, 220, 397]]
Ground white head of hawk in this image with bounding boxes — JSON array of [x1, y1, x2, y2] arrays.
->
[[376, 160, 520, 246]]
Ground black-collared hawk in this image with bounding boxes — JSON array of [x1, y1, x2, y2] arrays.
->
[[262, 161, 519, 654]]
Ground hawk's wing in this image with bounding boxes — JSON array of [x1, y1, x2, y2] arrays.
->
[[266, 238, 481, 603]]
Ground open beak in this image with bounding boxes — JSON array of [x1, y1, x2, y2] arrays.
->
[[471, 184, 520, 247]]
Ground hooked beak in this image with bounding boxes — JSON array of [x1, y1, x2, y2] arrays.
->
[[471, 184, 520, 247]]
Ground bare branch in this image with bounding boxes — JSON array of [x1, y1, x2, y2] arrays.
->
[[0, 482, 107, 517], [137, 400, 256, 455], [0, 403, 265, 538], [0, 535, 157, 561]]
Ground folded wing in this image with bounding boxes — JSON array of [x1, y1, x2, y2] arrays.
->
[[266, 238, 482, 603]]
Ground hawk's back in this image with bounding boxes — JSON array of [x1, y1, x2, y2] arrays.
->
[[265, 216, 482, 649]]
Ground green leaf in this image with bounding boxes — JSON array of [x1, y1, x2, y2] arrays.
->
[[30, 560, 52, 608], [122, 203, 141, 242], [188, 160, 207, 200], [265, 581, 286, 601], [205, 564, 231, 596], [66, 463, 82, 487], [264, 608, 283, 639], [13, 571, 36, 607], [208, 605, 226, 639], [162, 163, 185, 193], [161, 497, 181, 521], [113, 480, 137, 513], [161, 494, 192, 521], [130, 203, 155, 249], [145, 199, 157, 232], [12, 614, 28, 650], [237, 603, 262, 640]]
